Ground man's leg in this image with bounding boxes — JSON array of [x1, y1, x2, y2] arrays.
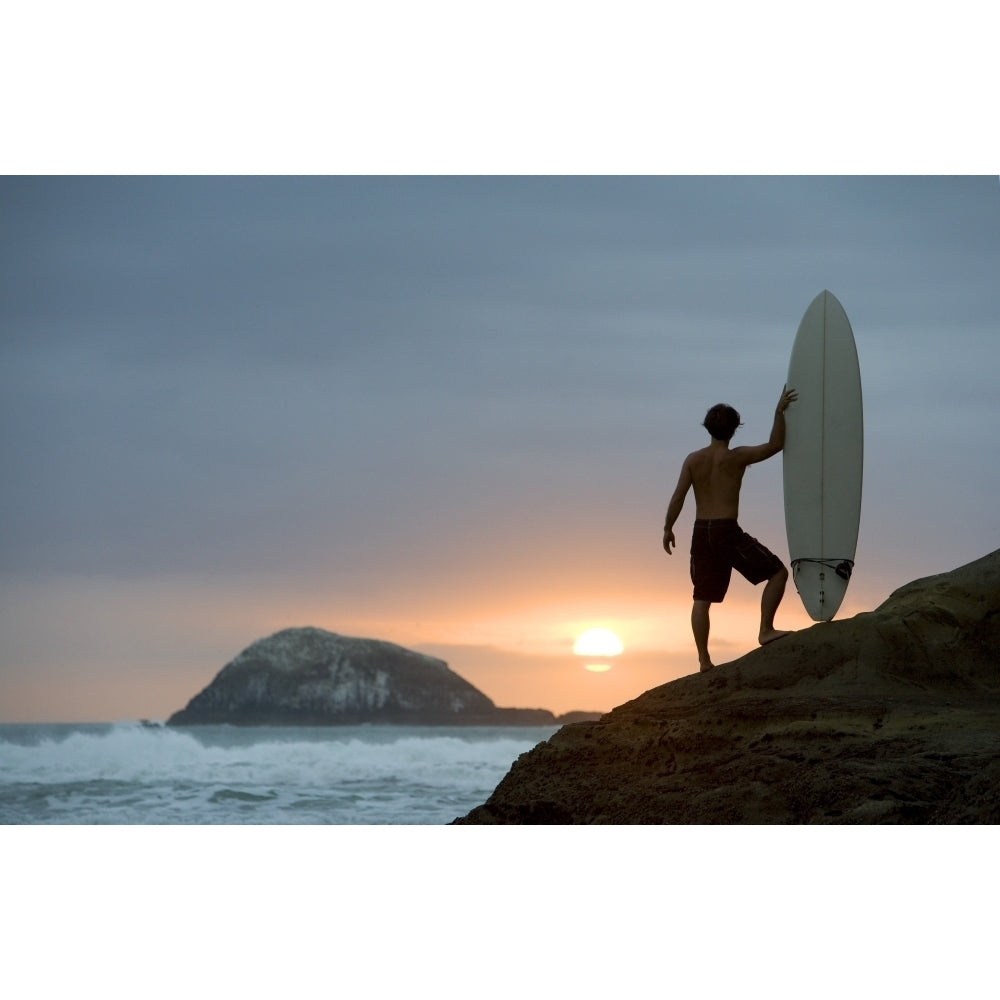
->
[[759, 566, 790, 646], [692, 599, 713, 670]]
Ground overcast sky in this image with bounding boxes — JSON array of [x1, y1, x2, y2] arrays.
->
[[2, 175, 998, 720]]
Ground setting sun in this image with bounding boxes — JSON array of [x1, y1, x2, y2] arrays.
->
[[573, 628, 624, 657]]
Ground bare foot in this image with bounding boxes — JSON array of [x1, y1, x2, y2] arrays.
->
[[699, 660, 715, 672], [759, 629, 791, 647]]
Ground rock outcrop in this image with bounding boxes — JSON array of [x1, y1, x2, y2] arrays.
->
[[167, 627, 597, 726], [454, 549, 1000, 824]]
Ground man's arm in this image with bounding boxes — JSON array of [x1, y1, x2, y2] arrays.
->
[[733, 385, 798, 466], [663, 458, 692, 554]]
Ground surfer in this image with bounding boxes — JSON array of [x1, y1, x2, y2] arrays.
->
[[662, 386, 798, 671]]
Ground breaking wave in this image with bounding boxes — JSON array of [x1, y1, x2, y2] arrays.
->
[[0, 721, 556, 825]]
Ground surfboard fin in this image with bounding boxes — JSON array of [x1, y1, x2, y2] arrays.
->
[[791, 557, 854, 581]]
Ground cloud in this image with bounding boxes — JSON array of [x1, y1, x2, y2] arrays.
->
[[2, 176, 998, 720]]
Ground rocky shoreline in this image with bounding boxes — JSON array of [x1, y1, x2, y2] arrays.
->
[[454, 549, 1000, 824]]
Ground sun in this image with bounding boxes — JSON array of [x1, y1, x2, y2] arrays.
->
[[573, 627, 624, 658]]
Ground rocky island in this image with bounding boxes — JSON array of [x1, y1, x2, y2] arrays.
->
[[167, 627, 599, 727], [454, 549, 1000, 824]]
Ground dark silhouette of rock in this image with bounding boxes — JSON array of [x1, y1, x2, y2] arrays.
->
[[166, 627, 599, 727], [454, 549, 1000, 824]]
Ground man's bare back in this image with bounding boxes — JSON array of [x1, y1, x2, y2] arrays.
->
[[686, 445, 750, 520]]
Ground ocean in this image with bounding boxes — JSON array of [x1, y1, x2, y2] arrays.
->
[[0, 720, 558, 824], [4, 723, 980, 999]]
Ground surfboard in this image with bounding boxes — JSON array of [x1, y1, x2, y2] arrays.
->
[[783, 290, 863, 621]]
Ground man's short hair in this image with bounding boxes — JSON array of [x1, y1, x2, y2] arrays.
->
[[703, 403, 742, 441]]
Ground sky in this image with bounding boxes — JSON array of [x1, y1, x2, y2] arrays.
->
[[2, 175, 998, 722]]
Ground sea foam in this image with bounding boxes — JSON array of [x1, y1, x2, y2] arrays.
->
[[0, 722, 555, 825]]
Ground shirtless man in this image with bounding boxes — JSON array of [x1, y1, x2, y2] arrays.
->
[[663, 386, 798, 671]]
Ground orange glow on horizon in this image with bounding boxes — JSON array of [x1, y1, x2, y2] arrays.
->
[[1, 561, 881, 722]]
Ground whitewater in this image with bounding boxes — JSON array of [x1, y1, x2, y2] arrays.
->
[[0, 722, 557, 824]]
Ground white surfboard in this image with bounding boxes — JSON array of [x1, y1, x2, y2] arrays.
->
[[783, 290, 863, 621]]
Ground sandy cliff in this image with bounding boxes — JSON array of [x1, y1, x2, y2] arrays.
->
[[454, 549, 1000, 824]]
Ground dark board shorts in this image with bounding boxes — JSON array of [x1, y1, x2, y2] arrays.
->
[[690, 519, 784, 603]]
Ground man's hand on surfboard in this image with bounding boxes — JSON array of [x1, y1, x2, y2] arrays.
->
[[777, 386, 798, 412]]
